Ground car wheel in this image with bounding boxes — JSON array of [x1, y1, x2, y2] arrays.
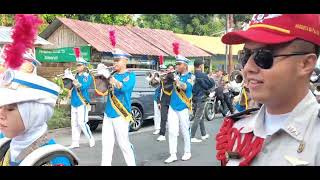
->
[[130, 106, 143, 132], [88, 121, 99, 131], [204, 102, 216, 121]]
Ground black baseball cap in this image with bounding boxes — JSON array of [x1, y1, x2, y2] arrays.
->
[[194, 59, 204, 67]]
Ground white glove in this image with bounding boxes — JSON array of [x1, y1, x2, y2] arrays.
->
[[97, 63, 111, 79], [73, 79, 81, 88], [102, 70, 111, 79], [173, 73, 180, 81], [64, 68, 75, 81]]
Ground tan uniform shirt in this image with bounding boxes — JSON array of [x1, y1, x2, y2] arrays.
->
[[227, 91, 320, 166]]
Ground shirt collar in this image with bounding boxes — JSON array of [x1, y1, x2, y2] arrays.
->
[[239, 91, 319, 141]]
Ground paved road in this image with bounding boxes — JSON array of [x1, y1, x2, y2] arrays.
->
[[48, 116, 224, 166]]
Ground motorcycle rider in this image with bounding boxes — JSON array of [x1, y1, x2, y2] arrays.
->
[[215, 71, 235, 116]]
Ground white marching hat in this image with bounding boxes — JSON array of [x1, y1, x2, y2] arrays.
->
[[0, 70, 60, 107], [176, 54, 190, 64], [76, 57, 88, 66], [112, 48, 131, 60], [23, 51, 41, 67]]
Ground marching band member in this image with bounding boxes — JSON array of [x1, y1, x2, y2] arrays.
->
[[0, 70, 78, 166], [153, 83, 161, 135], [68, 48, 95, 149], [165, 42, 195, 163], [157, 64, 175, 142], [152, 56, 163, 135], [101, 30, 136, 166], [0, 14, 78, 166]]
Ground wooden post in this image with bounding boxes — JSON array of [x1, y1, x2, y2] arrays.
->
[[225, 14, 228, 72], [227, 14, 234, 76]]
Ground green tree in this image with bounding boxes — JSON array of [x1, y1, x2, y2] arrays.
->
[[98, 14, 135, 26], [0, 14, 14, 26], [217, 14, 252, 30], [138, 14, 252, 36], [37, 14, 136, 33], [138, 14, 183, 33], [138, 14, 226, 36]]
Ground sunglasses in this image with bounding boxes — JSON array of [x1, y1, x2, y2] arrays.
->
[[239, 48, 313, 69]]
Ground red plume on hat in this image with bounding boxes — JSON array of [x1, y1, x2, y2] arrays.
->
[[159, 55, 164, 65], [73, 47, 81, 59], [109, 29, 116, 48], [4, 14, 42, 69], [172, 41, 179, 56]]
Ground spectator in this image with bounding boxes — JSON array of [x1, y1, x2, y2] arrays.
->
[[190, 59, 214, 143]]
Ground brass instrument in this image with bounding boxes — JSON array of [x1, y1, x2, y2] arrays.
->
[[58, 65, 116, 96], [310, 68, 320, 97], [93, 64, 116, 96], [229, 70, 244, 84], [146, 70, 178, 88]]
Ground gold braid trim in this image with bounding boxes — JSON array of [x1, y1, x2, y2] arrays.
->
[[174, 85, 192, 113], [109, 92, 133, 122]]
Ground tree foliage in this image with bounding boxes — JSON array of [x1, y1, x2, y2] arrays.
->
[[0, 14, 136, 33], [138, 14, 252, 36], [0, 14, 253, 37]]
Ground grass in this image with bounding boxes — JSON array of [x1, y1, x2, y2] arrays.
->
[[48, 105, 71, 130]]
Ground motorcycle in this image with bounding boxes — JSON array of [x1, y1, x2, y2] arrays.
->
[[204, 87, 239, 121]]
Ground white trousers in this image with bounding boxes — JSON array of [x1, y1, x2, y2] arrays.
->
[[101, 115, 136, 166], [71, 105, 93, 145], [167, 106, 191, 155], [154, 100, 161, 130]]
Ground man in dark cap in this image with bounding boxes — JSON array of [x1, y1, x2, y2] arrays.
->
[[190, 59, 214, 143]]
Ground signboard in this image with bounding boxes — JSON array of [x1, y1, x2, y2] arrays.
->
[[35, 46, 91, 63]]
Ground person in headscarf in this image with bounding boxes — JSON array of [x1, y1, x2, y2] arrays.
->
[[0, 70, 78, 166]]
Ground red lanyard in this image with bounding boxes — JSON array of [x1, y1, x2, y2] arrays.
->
[[216, 117, 265, 166]]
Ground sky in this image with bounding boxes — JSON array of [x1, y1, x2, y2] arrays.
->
[[133, 14, 141, 21]]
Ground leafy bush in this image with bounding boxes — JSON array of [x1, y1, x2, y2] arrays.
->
[[48, 106, 71, 130]]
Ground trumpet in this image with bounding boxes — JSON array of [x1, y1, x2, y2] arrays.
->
[[146, 70, 179, 88], [228, 70, 244, 94], [229, 70, 244, 84]]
